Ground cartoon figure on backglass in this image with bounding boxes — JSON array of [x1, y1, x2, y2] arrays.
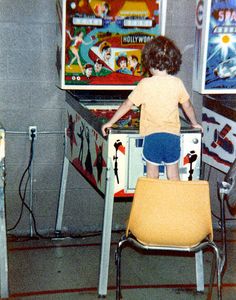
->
[[93, 1, 110, 17], [66, 29, 93, 74], [84, 63, 93, 78], [99, 41, 112, 66], [94, 58, 103, 75], [116, 52, 132, 75], [128, 55, 142, 76], [93, 57, 111, 77]]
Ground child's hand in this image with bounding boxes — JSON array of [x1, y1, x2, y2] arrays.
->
[[101, 123, 112, 136], [191, 123, 203, 132]]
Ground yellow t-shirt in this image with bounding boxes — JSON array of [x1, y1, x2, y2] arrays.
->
[[128, 75, 190, 136]]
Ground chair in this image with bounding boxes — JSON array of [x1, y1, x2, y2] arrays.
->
[[115, 177, 223, 300]]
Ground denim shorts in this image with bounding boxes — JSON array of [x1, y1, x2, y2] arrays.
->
[[142, 132, 181, 165]]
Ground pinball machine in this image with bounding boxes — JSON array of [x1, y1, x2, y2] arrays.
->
[[58, 90, 202, 297], [193, 0, 236, 173], [55, 0, 203, 297]]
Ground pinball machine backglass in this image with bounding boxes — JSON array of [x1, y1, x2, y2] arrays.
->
[[56, 0, 166, 89], [193, 0, 236, 94]]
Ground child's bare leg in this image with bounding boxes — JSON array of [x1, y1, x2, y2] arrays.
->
[[166, 163, 180, 180], [146, 162, 159, 178]]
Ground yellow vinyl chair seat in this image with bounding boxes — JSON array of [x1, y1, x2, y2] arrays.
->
[[116, 177, 223, 300], [126, 178, 213, 247]]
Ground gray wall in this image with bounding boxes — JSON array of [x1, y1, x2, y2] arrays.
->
[[0, 0, 227, 237], [0, 0, 66, 235]]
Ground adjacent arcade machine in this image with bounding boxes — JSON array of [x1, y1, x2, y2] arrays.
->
[[56, 0, 202, 297], [193, 0, 236, 175], [193, 2, 236, 285]]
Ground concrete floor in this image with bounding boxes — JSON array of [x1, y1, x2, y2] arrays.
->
[[5, 229, 236, 300]]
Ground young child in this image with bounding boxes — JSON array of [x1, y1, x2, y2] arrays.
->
[[101, 36, 202, 180]]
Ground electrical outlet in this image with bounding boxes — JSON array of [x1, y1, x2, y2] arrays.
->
[[29, 126, 37, 140]]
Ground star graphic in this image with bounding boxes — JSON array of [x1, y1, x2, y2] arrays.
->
[[67, 113, 77, 156], [93, 142, 106, 183]]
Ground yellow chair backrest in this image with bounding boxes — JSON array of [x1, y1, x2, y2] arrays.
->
[[126, 177, 213, 247]]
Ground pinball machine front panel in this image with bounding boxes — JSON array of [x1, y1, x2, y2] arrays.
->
[[66, 92, 202, 198]]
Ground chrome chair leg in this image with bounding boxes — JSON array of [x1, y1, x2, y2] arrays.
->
[[116, 236, 127, 300], [210, 242, 222, 300], [216, 254, 222, 300], [115, 247, 121, 300]]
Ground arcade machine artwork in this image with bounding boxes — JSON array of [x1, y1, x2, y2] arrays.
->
[[193, 0, 236, 93], [57, 0, 164, 89]]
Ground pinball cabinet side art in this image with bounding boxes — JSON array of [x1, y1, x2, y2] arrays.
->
[[202, 95, 236, 173], [56, 0, 167, 89]]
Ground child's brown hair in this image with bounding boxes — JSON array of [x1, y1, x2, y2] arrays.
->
[[141, 36, 182, 75]]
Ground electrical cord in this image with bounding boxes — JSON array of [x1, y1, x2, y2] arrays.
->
[[64, 228, 125, 240], [7, 170, 30, 231], [8, 228, 126, 243], [7, 133, 49, 239], [7, 137, 34, 232]]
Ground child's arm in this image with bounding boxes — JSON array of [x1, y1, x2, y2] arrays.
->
[[101, 98, 134, 136], [181, 100, 203, 130]]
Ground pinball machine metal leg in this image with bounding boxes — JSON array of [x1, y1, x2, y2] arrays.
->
[[55, 155, 69, 236], [0, 188, 9, 299], [98, 159, 115, 298], [0, 128, 9, 299], [0, 198, 8, 299], [195, 250, 204, 292], [207, 253, 216, 300]]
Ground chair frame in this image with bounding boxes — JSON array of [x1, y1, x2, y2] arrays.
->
[[115, 234, 222, 300]]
